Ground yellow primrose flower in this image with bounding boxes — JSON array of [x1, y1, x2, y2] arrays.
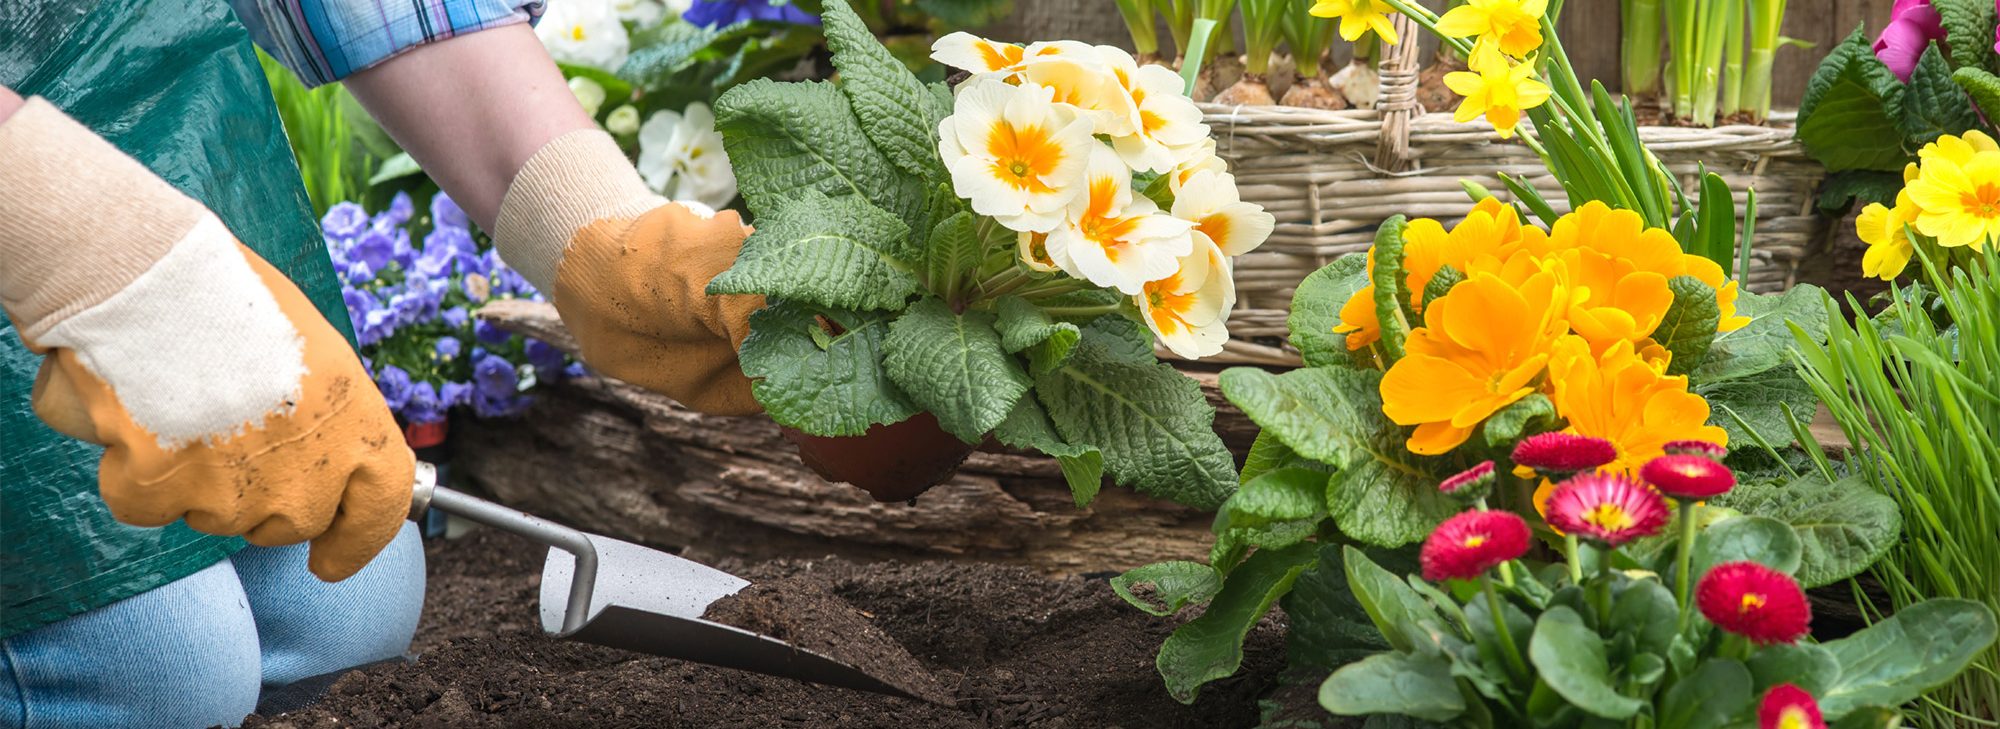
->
[[1139, 236, 1237, 359], [1436, 0, 1548, 58], [1046, 146, 1197, 294], [938, 78, 1098, 233], [1171, 170, 1276, 256], [1310, 0, 1401, 45], [1443, 44, 1551, 139], [1546, 336, 1728, 477], [1537, 202, 1750, 341], [1856, 189, 1920, 281], [1400, 198, 1543, 312], [1917, 130, 2000, 168], [1379, 266, 1572, 455], [1905, 147, 2000, 248]]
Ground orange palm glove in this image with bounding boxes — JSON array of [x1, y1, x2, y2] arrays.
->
[[492, 129, 761, 414], [0, 98, 412, 582]]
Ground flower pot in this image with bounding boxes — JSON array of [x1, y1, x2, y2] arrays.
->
[[779, 412, 976, 503]]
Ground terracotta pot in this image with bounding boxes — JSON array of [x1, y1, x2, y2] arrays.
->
[[780, 412, 977, 502]]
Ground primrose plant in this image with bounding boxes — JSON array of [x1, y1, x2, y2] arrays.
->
[[706, 0, 1274, 507]]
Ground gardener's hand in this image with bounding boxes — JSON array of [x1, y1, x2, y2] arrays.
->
[[0, 97, 414, 582], [490, 129, 762, 415]]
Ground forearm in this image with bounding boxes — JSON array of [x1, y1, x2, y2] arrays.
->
[[0, 85, 24, 125], [343, 24, 595, 234]]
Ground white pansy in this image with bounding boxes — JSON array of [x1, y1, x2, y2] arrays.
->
[[568, 76, 607, 118], [1045, 146, 1196, 294], [605, 104, 641, 136], [1138, 234, 1235, 359], [637, 102, 738, 209], [1171, 170, 1276, 256], [537, 0, 630, 71], [938, 78, 1097, 233]]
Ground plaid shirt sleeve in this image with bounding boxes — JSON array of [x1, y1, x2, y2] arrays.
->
[[231, 0, 547, 88]]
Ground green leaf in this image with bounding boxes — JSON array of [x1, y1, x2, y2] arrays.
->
[[1483, 393, 1557, 449], [1693, 515, 1804, 578], [911, 0, 1015, 27], [992, 396, 1105, 507], [1658, 275, 1721, 376], [1747, 642, 1841, 696], [1529, 607, 1647, 719], [1695, 285, 1831, 383], [1112, 561, 1222, 616], [994, 295, 1081, 376], [714, 78, 933, 232], [367, 152, 422, 186], [1420, 265, 1463, 311], [1318, 652, 1466, 722], [1817, 170, 1908, 213], [1035, 332, 1237, 510], [1658, 659, 1755, 729], [709, 191, 920, 311], [1697, 367, 1820, 453], [1953, 66, 2000, 122], [1369, 217, 1413, 363], [1795, 26, 1911, 172], [1224, 468, 1330, 529], [1283, 544, 1409, 671], [739, 302, 920, 436], [1241, 430, 1329, 484], [883, 298, 1030, 442], [1610, 577, 1680, 660], [1222, 368, 1457, 547], [923, 211, 983, 298], [1818, 599, 1999, 717], [1158, 543, 1318, 703], [1829, 707, 1906, 729], [1712, 474, 1902, 587], [819, 0, 950, 182], [1936, 0, 1998, 72], [1342, 546, 1445, 655], [1898, 44, 1985, 148], [1289, 255, 1372, 368]]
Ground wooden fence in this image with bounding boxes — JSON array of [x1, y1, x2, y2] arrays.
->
[[988, 0, 1897, 108]]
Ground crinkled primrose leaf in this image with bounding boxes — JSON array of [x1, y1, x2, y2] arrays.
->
[[882, 297, 1031, 443], [708, 190, 919, 311], [737, 301, 918, 437]]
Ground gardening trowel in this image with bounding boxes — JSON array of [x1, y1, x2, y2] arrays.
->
[[405, 461, 926, 700]]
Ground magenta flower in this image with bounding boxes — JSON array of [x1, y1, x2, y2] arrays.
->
[[1876, 0, 1946, 82]]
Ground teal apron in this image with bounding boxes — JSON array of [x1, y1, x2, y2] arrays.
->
[[0, 0, 351, 638]]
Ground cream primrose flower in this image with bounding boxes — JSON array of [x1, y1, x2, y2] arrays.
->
[[931, 32, 1099, 77], [1168, 139, 1228, 195], [1172, 170, 1276, 256], [1098, 48, 1210, 173], [1017, 230, 1060, 272], [613, 0, 672, 28], [569, 76, 607, 118], [537, 0, 630, 71], [1046, 146, 1197, 294], [636, 103, 738, 209], [1139, 235, 1237, 359], [939, 78, 1098, 233], [1021, 55, 1142, 138]]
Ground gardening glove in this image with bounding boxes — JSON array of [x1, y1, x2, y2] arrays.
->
[[0, 98, 414, 583], [493, 128, 761, 415]]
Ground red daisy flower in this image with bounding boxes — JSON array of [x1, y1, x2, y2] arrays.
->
[[1698, 561, 1812, 645], [1511, 432, 1618, 475], [1421, 509, 1531, 582], [1663, 439, 1728, 461], [1440, 461, 1496, 497], [1758, 683, 1827, 729], [1543, 472, 1670, 546], [1641, 454, 1738, 500]]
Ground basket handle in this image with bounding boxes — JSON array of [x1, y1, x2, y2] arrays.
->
[[1373, 13, 1422, 172]]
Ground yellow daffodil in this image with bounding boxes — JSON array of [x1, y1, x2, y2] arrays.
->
[[1380, 266, 1572, 455], [1171, 170, 1276, 256], [1310, 0, 1401, 44], [1436, 0, 1548, 57], [1856, 189, 1920, 281], [1139, 236, 1237, 359], [1443, 44, 1551, 139], [1546, 335, 1728, 476], [1103, 50, 1209, 173], [1022, 56, 1143, 138], [939, 78, 1098, 233], [1905, 146, 2000, 249], [1046, 147, 1197, 294]]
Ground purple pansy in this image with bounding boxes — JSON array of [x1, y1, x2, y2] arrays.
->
[[474, 319, 513, 345], [404, 382, 444, 425], [350, 228, 397, 272], [683, 0, 820, 29], [441, 381, 474, 407], [345, 260, 375, 285], [432, 193, 470, 230], [375, 365, 414, 411], [442, 306, 470, 329], [1876, 0, 1947, 82], [321, 202, 370, 242], [473, 353, 520, 400], [435, 337, 463, 361], [385, 191, 415, 224]]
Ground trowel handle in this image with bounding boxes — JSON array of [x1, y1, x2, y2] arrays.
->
[[409, 463, 601, 635]]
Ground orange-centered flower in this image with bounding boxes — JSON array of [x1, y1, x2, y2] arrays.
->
[[1546, 336, 1728, 476], [1046, 147, 1196, 294], [1138, 235, 1236, 359], [1380, 265, 1571, 454], [939, 78, 1097, 233]]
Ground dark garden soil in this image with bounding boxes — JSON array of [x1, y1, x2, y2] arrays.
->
[[245, 527, 1288, 729]]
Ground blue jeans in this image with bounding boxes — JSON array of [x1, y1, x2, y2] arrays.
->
[[0, 523, 425, 729]]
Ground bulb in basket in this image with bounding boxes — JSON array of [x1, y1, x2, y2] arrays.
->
[[706, 2, 1273, 506]]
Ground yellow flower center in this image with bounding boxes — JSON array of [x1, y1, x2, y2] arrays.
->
[[569, 24, 587, 41], [1463, 534, 1488, 548], [1740, 592, 1767, 613], [1583, 503, 1634, 531], [1777, 707, 1812, 729], [1961, 182, 2000, 218], [985, 122, 1062, 194]]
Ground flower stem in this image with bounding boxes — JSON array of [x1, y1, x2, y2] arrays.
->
[[1565, 533, 1584, 584], [1674, 499, 1699, 630], [977, 267, 1031, 298], [1040, 304, 1123, 318], [1483, 576, 1532, 683], [1114, 0, 1162, 58]]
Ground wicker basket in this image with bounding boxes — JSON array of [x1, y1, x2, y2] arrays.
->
[[1195, 17, 1828, 366]]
